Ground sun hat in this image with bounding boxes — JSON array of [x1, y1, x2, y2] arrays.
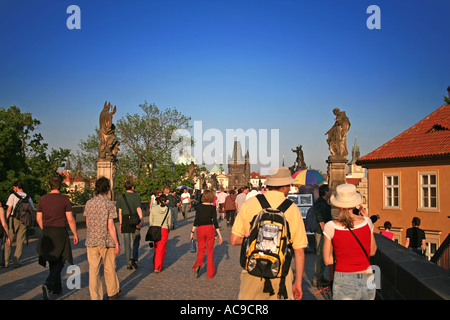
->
[[330, 184, 362, 208], [265, 167, 296, 187]]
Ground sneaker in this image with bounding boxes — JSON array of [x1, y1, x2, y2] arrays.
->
[[42, 285, 50, 300]]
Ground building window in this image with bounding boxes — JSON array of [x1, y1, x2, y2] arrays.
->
[[384, 175, 399, 208], [419, 173, 437, 209]]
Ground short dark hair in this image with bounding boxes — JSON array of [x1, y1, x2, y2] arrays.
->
[[13, 180, 24, 190], [319, 184, 330, 197], [124, 180, 134, 191], [412, 217, 421, 226], [49, 177, 61, 190], [95, 177, 110, 196], [384, 221, 392, 230]]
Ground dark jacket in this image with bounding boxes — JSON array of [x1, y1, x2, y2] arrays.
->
[[313, 197, 332, 234], [36, 226, 73, 267]]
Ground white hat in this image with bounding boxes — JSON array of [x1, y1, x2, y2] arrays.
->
[[330, 184, 362, 208], [265, 167, 296, 187]]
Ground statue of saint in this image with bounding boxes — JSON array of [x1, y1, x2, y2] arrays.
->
[[291, 145, 306, 171], [326, 108, 351, 157], [99, 101, 120, 160]]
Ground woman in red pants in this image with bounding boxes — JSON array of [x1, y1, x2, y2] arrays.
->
[[149, 194, 171, 273], [190, 190, 222, 278]]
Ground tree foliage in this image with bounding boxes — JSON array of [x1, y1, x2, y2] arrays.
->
[[116, 101, 192, 171], [73, 101, 195, 201], [0, 106, 70, 203]]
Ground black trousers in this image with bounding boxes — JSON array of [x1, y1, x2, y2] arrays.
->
[[45, 258, 65, 293]]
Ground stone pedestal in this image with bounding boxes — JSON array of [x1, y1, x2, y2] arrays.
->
[[326, 155, 348, 218], [97, 159, 117, 201]]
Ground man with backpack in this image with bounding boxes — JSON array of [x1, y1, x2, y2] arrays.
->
[[5, 180, 35, 268], [231, 167, 308, 300]]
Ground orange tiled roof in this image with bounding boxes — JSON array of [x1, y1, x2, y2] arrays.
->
[[346, 178, 362, 186], [358, 104, 450, 162]]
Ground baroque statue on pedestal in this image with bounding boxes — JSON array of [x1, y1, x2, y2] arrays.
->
[[326, 108, 351, 158], [99, 101, 120, 160]]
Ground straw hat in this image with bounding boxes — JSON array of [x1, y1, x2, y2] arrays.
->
[[330, 184, 362, 209], [265, 167, 296, 187]]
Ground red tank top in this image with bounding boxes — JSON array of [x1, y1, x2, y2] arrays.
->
[[324, 217, 372, 272]]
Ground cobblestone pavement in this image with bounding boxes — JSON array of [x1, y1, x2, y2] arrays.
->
[[0, 211, 331, 300]]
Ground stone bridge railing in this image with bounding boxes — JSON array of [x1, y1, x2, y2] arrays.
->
[[371, 234, 450, 300]]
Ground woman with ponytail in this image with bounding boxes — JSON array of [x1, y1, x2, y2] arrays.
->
[[323, 184, 377, 300]]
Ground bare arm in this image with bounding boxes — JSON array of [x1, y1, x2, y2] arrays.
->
[[65, 211, 78, 245], [108, 218, 120, 255], [292, 248, 305, 300], [323, 236, 334, 266]]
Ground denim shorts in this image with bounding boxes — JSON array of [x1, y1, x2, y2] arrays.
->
[[332, 271, 376, 300]]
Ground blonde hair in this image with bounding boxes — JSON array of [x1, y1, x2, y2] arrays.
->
[[336, 208, 354, 229]]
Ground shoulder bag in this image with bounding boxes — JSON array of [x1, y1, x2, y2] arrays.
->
[[145, 207, 169, 242], [123, 193, 141, 227]]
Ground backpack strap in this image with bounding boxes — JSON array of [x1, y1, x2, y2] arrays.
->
[[256, 194, 270, 209], [256, 194, 293, 213], [277, 199, 293, 213]]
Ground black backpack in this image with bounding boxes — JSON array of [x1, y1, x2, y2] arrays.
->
[[12, 192, 34, 228], [305, 206, 319, 233]]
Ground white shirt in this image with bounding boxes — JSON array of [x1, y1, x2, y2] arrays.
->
[[181, 193, 190, 204]]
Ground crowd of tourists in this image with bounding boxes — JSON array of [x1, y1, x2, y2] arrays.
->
[[0, 167, 427, 301]]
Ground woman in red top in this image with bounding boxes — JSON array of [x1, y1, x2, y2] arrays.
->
[[323, 184, 377, 300]]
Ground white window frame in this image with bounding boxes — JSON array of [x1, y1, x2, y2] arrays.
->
[[418, 171, 438, 211], [384, 173, 400, 209]]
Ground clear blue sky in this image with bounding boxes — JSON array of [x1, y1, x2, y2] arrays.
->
[[1, 0, 449, 173]]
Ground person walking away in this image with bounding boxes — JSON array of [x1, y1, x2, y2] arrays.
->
[[164, 188, 178, 230], [36, 177, 78, 300], [224, 189, 237, 227], [235, 186, 249, 216], [84, 177, 121, 300], [381, 221, 395, 240], [180, 188, 191, 220], [117, 180, 143, 270], [405, 217, 426, 256], [313, 184, 332, 287], [217, 189, 227, 221], [231, 167, 308, 300], [0, 203, 11, 267], [150, 194, 172, 273], [323, 184, 377, 300], [5, 180, 35, 268], [190, 190, 223, 278]]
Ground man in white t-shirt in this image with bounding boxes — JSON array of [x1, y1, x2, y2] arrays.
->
[[5, 180, 35, 268], [180, 188, 191, 220], [216, 189, 228, 221]]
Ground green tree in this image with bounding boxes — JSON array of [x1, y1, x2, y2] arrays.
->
[[0, 106, 69, 203], [116, 101, 192, 173]]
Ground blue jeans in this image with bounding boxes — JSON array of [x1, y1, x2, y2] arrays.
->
[[123, 229, 141, 262], [332, 271, 376, 300]]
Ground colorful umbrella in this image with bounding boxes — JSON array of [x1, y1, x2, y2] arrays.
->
[[292, 169, 326, 185]]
